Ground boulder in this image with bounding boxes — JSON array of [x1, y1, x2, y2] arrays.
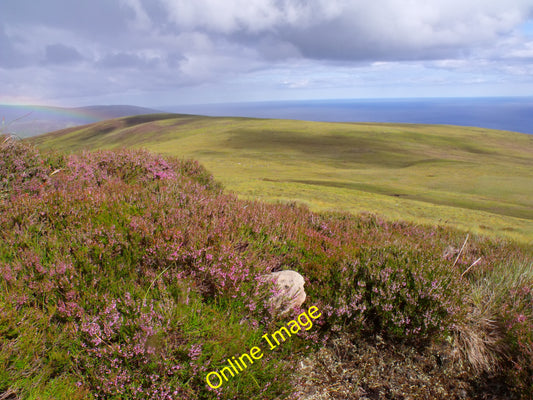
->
[[264, 270, 306, 314]]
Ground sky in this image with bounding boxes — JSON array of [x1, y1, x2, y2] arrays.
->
[[1, 0, 533, 107]]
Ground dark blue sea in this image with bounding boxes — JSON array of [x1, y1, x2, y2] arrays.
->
[[170, 97, 533, 135]]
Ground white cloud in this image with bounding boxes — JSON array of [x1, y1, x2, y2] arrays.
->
[[157, 0, 533, 60], [158, 0, 345, 33], [2, 0, 533, 104], [282, 79, 310, 89]]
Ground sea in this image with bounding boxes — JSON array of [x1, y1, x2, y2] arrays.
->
[[170, 97, 533, 135]]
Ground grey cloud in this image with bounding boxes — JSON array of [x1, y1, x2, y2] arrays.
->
[[166, 52, 186, 68], [98, 52, 159, 69], [0, 24, 28, 68], [2, 0, 133, 40], [44, 44, 84, 64], [1, 0, 533, 105], [156, 0, 533, 62], [5, 0, 532, 67], [279, 18, 464, 62], [255, 37, 301, 61]]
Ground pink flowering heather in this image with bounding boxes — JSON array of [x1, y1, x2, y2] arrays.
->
[[0, 137, 531, 399]]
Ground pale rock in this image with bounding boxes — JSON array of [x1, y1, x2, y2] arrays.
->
[[264, 270, 306, 314]]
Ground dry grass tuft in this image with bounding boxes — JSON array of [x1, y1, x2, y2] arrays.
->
[[451, 309, 507, 375]]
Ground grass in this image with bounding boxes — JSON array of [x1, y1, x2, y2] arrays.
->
[[1, 136, 532, 399], [30, 114, 533, 244]]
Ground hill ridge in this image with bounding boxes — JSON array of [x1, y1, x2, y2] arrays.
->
[[30, 113, 533, 244]]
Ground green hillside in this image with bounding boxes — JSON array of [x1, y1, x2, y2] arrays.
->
[[30, 113, 533, 244], [2, 137, 532, 399]]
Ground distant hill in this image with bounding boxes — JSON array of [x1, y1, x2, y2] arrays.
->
[[0, 104, 161, 137], [31, 113, 533, 244]]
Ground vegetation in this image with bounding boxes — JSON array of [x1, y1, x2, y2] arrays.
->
[[1, 136, 532, 399], [30, 114, 533, 244]]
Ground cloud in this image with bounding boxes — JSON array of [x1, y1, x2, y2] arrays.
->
[[98, 52, 158, 69], [4, 1, 533, 67], [158, 0, 346, 34], [157, 0, 533, 61], [508, 41, 533, 59], [1, 0, 533, 104], [44, 44, 84, 65], [0, 24, 29, 68], [2, 0, 131, 39], [282, 79, 310, 89], [119, 0, 153, 30]]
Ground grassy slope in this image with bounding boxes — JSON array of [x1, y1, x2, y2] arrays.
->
[[30, 114, 533, 244], [3, 137, 532, 399]]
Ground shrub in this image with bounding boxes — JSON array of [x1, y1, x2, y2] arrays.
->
[[0, 139, 531, 399]]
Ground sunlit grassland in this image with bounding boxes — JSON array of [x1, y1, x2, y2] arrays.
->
[[5, 135, 532, 398], [31, 114, 533, 244]]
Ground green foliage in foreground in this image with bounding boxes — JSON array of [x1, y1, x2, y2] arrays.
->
[[1, 138, 532, 399], [30, 113, 533, 244]]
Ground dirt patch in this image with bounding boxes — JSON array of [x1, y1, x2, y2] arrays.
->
[[291, 333, 514, 400]]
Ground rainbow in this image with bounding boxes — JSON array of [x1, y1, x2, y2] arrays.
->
[[0, 102, 157, 136], [0, 104, 103, 125]]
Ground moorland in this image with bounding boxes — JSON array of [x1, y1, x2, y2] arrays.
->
[[0, 114, 531, 399], [31, 114, 533, 244]]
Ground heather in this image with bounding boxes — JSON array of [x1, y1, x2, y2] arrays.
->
[[32, 114, 533, 244], [1, 136, 532, 399]]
